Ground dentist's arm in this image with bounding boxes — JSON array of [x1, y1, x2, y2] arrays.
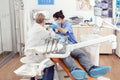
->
[[57, 27, 68, 34], [51, 24, 68, 34]]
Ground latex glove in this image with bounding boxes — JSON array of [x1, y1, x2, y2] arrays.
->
[[51, 24, 57, 29]]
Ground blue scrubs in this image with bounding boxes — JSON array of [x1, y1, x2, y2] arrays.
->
[[57, 20, 77, 44]]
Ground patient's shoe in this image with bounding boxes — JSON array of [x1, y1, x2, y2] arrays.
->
[[71, 68, 87, 79], [89, 66, 111, 78]]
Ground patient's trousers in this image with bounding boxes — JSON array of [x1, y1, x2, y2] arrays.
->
[[61, 49, 94, 72], [43, 65, 55, 80]]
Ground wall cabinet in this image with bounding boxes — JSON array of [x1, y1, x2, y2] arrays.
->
[[72, 25, 114, 54]]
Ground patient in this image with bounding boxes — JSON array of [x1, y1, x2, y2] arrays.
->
[[25, 13, 55, 80], [51, 10, 111, 80]]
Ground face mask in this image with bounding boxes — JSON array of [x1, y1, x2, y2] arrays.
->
[[55, 20, 61, 24]]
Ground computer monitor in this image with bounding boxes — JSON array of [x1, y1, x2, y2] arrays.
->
[[33, 10, 50, 20]]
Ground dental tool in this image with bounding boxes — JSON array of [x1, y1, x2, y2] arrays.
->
[[53, 38, 60, 53], [45, 38, 51, 54], [50, 38, 55, 53]]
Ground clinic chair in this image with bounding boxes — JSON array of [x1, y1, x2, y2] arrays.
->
[[47, 35, 116, 80], [48, 37, 96, 80], [14, 35, 116, 80]]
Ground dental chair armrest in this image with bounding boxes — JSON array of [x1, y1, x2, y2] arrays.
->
[[46, 35, 116, 58]]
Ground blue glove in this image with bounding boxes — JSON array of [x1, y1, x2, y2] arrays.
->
[[51, 24, 57, 29]]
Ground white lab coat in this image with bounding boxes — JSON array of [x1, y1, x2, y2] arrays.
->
[[25, 23, 50, 49], [24, 23, 55, 67]]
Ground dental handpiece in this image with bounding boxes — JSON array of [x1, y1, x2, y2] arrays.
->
[[63, 36, 68, 45], [53, 38, 60, 53], [45, 38, 51, 54], [50, 39, 55, 53]]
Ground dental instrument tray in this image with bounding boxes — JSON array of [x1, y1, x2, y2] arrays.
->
[[69, 16, 83, 25]]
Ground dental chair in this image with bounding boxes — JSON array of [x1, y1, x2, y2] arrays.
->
[[14, 34, 116, 80], [51, 34, 116, 80]]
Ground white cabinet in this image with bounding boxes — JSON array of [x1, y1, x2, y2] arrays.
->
[[72, 25, 114, 54], [116, 31, 120, 57]]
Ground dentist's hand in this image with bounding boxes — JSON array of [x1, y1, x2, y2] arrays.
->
[[51, 24, 57, 29]]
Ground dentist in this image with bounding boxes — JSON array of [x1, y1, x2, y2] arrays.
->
[[25, 13, 55, 80]]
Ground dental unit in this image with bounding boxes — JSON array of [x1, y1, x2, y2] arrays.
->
[[14, 10, 120, 77], [14, 17, 117, 80]]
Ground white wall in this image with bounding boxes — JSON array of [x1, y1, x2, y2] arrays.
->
[[0, 0, 13, 53], [23, 0, 95, 43], [24, 0, 94, 20], [25, 0, 77, 18]]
